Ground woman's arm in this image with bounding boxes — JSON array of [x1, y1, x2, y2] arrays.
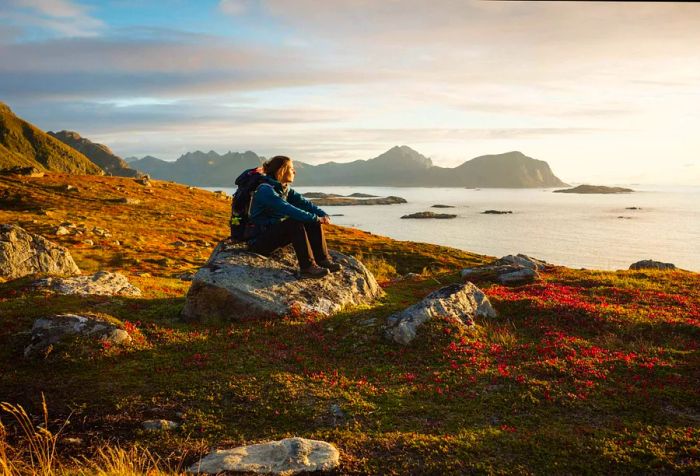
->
[[255, 184, 319, 223], [287, 189, 328, 218]]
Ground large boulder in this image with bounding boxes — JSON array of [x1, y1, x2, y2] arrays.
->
[[461, 264, 540, 286], [629, 260, 676, 271], [385, 283, 497, 345], [24, 313, 131, 357], [188, 437, 340, 474], [0, 224, 80, 280], [494, 254, 549, 271], [182, 241, 382, 323], [34, 270, 141, 296]]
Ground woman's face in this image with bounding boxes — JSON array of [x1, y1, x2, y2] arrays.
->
[[278, 161, 296, 184]]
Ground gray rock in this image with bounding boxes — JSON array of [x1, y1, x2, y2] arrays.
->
[[187, 437, 340, 474], [24, 313, 131, 357], [461, 263, 541, 286], [494, 254, 549, 271], [182, 241, 382, 323], [142, 419, 179, 431], [385, 283, 497, 345], [0, 224, 80, 280], [35, 270, 141, 296], [629, 260, 676, 271]]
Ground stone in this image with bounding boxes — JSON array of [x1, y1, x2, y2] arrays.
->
[[24, 313, 131, 357], [187, 437, 340, 474], [54, 226, 71, 236], [401, 211, 457, 219], [135, 176, 152, 187], [92, 226, 111, 237], [82, 240, 94, 246], [142, 419, 179, 431], [482, 210, 512, 214], [172, 240, 187, 248], [385, 283, 497, 345], [0, 166, 44, 177], [181, 240, 382, 323], [35, 270, 142, 296], [0, 224, 80, 280], [461, 264, 540, 286], [494, 254, 549, 271], [113, 197, 141, 205], [629, 260, 676, 271], [61, 184, 78, 192]]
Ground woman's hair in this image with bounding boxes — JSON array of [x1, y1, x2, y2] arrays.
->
[[263, 155, 292, 181]]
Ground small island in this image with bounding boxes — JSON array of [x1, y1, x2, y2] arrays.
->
[[554, 185, 634, 194], [482, 210, 513, 215], [401, 211, 457, 219], [304, 192, 407, 206], [431, 204, 455, 208]]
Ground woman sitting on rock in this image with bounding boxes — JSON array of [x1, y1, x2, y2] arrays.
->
[[246, 155, 341, 279]]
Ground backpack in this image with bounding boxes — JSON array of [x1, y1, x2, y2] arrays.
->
[[230, 167, 265, 241]]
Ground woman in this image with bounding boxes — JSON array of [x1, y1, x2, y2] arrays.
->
[[246, 155, 341, 279]]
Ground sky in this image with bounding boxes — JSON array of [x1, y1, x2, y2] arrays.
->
[[1, 0, 699, 185]]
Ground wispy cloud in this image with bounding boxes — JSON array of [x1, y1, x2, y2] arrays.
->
[[3, 0, 104, 37]]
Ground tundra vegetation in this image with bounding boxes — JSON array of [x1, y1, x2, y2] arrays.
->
[[0, 173, 698, 474]]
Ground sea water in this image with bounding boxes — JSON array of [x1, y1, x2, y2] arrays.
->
[[207, 185, 700, 272]]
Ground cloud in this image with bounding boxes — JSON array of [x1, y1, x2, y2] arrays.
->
[[218, 0, 254, 16], [3, 0, 104, 37]]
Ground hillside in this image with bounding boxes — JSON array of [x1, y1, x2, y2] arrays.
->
[[48, 130, 143, 178], [0, 102, 103, 175], [129, 146, 568, 188], [0, 174, 698, 474]]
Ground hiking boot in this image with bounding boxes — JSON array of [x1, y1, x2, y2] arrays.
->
[[299, 264, 330, 279], [318, 259, 342, 272]]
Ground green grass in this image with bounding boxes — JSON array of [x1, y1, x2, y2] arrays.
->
[[0, 173, 698, 474]]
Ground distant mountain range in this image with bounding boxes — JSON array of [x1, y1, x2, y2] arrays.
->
[[48, 130, 143, 178], [0, 101, 567, 187], [130, 146, 568, 188], [0, 102, 103, 175]]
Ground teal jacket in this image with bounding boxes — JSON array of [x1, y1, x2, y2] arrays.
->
[[249, 176, 327, 229]]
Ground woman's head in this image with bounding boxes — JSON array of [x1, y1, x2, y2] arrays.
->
[[263, 155, 295, 183]]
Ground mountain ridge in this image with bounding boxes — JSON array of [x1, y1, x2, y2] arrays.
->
[[131, 145, 568, 188], [0, 102, 104, 175]]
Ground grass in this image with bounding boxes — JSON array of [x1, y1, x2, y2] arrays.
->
[[0, 173, 698, 474]]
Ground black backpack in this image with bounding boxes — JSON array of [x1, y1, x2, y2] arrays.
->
[[230, 168, 265, 241]]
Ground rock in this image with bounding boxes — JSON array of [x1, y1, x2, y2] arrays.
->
[[135, 176, 151, 187], [482, 210, 512, 214], [310, 195, 407, 206], [494, 254, 549, 271], [181, 240, 382, 323], [61, 184, 78, 192], [461, 264, 540, 285], [431, 204, 455, 208], [554, 184, 634, 194], [187, 437, 340, 474], [385, 283, 497, 345], [172, 240, 187, 248], [178, 272, 195, 281], [142, 420, 179, 431], [54, 226, 71, 236], [401, 212, 457, 219], [0, 224, 80, 280], [629, 260, 676, 271], [213, 190, 229, 200], [35, 270, 142, 296], [626, 207, 641, 210], [92, 226, 111, 237], [82, 240, 94, 246], [0, 166, 44, 177], [113, 197, 141, 205], [24, 313, 131, 357]]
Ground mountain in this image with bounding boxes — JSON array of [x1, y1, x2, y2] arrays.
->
[[48, 130, 143, 178], [130, 150, 262, 186], [0, 102, 103, 175], [126, 145, 567, 188]]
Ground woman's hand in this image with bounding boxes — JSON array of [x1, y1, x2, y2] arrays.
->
[[318, 215, 331, 225]]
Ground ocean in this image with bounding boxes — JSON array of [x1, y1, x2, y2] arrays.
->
[[207, 185, 700, 272]]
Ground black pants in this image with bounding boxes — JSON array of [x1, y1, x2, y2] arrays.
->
[[249, 219, 330, 269]]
